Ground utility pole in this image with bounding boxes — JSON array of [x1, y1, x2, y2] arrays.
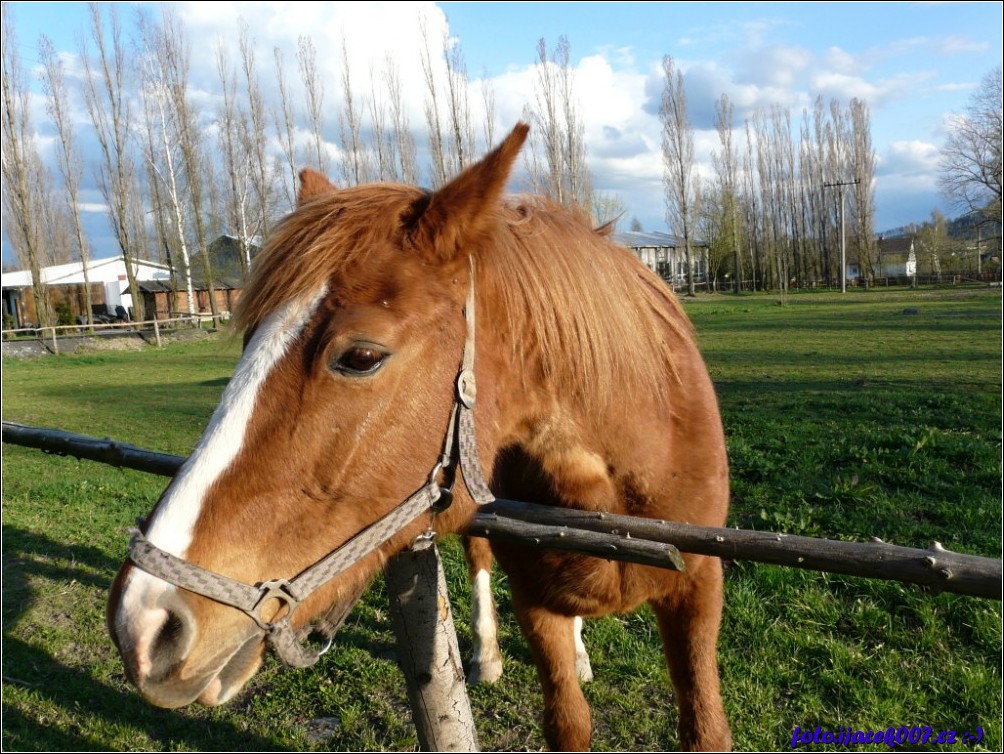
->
[[823, 178, 860, 293]]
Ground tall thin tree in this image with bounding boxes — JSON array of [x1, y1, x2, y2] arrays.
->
[[298, 35, 328, 174], [39, 35, 94, 324], [80, 2, 145, 321], [713, 93, 742, 293], [1, 5, 52, 327], [660, 55, 698, 296]]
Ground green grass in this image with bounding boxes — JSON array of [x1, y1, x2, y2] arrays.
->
[[3, 287, 1001, 751]]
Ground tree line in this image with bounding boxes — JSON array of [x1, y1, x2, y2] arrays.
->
[[3, 5, 999, 328], [1, 4, 591, 327], [668, 59, 1000, 295]]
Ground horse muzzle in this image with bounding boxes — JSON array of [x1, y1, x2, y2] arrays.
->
[[109, 562, 266, 708]]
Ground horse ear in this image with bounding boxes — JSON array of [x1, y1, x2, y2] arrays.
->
[[408, 122, 530, 263], [298, 168, 337, 206]]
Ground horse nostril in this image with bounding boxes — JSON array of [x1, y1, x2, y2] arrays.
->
[[143, 602, 196, 684], [153, 610, 186, 656]]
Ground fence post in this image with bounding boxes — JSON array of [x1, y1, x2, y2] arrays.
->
[[153, 318, 162, 348], [49, 327, 59, 355], [385, 540, 479, 752]]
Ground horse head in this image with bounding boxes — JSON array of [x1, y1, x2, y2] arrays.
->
[[108, 124, 530, 709]]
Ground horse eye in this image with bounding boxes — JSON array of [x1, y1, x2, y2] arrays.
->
[[332, 346, 386, 376]]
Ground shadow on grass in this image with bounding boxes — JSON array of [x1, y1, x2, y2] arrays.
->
[[1, 526, 287, 751]]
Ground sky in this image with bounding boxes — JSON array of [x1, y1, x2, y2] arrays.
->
[[2, 1, 1002, 265]]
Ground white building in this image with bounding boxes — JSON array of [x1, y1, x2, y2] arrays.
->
[[2, 257, 171, 327]]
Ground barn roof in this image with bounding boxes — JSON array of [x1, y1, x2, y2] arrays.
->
[[124, 276, 242, 294], [1, 257, 170, 289], [613, 230, 707, 249]]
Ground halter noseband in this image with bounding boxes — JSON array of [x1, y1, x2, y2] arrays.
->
[[127, 263, 495, 668]]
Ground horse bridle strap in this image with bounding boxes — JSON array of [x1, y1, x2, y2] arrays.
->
[[127, 262, 494, 668]]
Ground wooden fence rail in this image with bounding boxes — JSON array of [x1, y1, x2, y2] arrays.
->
[[1, 315, 217, 353], [3, 421, 1000, 600]]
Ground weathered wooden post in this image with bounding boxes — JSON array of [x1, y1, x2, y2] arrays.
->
[[385, 540, 479, 752], [153, 317, 162, 348]]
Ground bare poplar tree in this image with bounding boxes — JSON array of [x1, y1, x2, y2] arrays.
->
[[39, 35, 94, 324], [825, 98, 853, 287], [215, 42, 255, 276], [556, 37, 590, 209], [1, 9, 53, 328], [770, 104, 797, 295], [798, 105, 824, 283], [713, 93, 742, 292], [138, 12, 195, 316], [140, 117, 179, 315], [525, 36, 590, 210], [368, 66, 396, 181], [385, 55, 418, 183], [481, 71, 497, 149], [273, 46, 299, 209], [741, 119, 762, 290], [337, 34, 370, 186], [443, 38, 476, 175], [80, 1, 144, 321], [419, 14, 448, 188], [526, 38, 561, 201], [849, 98, 876, 285], [157, 9, 218, 320], [298, 35, 328, 174], [660, 55, 698, 296], [239, 21, 274, 236]]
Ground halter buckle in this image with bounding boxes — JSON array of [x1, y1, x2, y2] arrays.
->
[[457, 368, 477, 408], [252, 579, 300, 631], [428, 461, 456, 513]]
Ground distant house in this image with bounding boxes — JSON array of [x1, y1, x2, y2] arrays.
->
[[125, 276, 243, 321], [194, 234, 263, 280], [2, 257, 171, 328], [131, 234, 261, 320], [876, 236, 917, 279], [613, 230, 708, 287]]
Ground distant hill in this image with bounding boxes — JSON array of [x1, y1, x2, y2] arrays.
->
[[877, 209, 1001, 241]]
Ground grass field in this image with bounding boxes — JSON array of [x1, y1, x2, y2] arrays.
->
[[3, 286, 1001, 751]]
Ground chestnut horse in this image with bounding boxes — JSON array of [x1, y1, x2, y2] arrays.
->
[[108, 124, 731, 751]]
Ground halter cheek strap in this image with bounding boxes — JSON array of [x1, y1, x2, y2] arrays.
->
[[127, 259, 494, 668]]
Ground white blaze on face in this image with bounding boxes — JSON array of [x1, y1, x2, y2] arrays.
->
[[115, 287, 327, 682], [144, 286, 328, 557], [117, 288, 327, 666]]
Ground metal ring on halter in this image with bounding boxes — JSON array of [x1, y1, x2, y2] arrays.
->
[[251, 579, 301, 632]]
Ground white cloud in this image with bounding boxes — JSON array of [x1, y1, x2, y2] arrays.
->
[[934, 35, 989, 55], [879, 139, 941, 178], [78, 202, 111, 213]]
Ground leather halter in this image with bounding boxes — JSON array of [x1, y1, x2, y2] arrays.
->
[[126, 264, 495, 668]]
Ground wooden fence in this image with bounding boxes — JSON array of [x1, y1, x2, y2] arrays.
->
[[1, 314, 220, 353]]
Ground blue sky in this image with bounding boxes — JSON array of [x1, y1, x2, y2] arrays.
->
[[3, 1, 1001, 265]]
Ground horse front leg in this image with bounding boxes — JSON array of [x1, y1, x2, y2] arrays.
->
[[650, 557, 731, 752], [463, 535, 504, 684], [513, 597, 592, 751]]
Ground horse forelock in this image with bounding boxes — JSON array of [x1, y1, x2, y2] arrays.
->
[[234, 184, 427, 336]]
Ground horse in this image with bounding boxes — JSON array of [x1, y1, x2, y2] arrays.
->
[[107, 123, 731, 751]]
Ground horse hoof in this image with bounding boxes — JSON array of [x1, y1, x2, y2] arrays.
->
[[467, 658, 503, 684]]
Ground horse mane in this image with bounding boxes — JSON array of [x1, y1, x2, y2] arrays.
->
[[477, 195, 687, 408], [234, 186, 688, 408]]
